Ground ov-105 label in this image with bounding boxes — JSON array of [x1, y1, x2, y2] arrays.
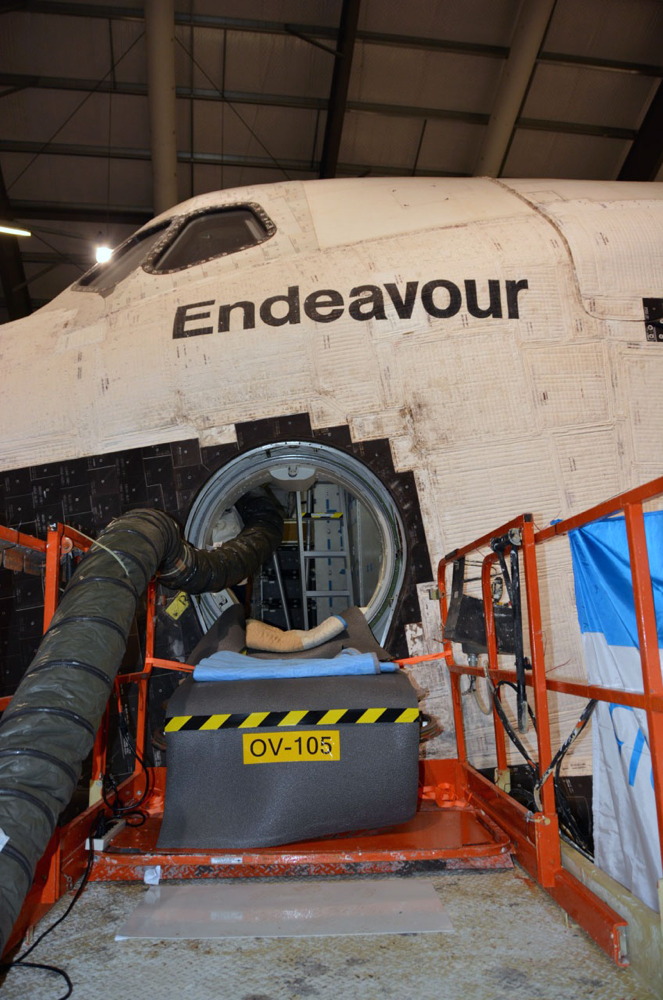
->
[[242, 729, 341, 764]]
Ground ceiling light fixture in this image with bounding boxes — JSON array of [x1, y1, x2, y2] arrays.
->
[[0, 223, 32, 237], [95, 245, 113, 263]]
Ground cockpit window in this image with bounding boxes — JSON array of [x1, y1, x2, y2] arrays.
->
[[75, 204, 275, 293], [149, 206, 273, 272], [76, 222, 171, 292]]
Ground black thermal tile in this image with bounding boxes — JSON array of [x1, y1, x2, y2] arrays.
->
[[2, 468, 32, 496], [172, 440, 202, 468], [117, 452, 144, 478], [59, 459, 91, 487], [92, 494, 123, 523], [236, 413, 312, 449], [17, 606, 44, 637], [201, 443, 238, 472], [62, 491, 94, 517], [120, 479, 149, 505], [87, 452, 120, 470], [314, 424, 352, 448], [65, 511, 97, 537], [142, 442, 173, 460], [31, 461, 65, 480], [5, 495, 35, 525], [143, 456, 176, 488], [89, 465, 120, 496], [173, 466, 206, 492], [0, 598, 13, 628], [175, 489, 197, 516], [13, 574, 44, 609]]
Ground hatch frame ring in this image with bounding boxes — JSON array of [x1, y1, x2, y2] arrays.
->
[[185, 440, 408, 643]]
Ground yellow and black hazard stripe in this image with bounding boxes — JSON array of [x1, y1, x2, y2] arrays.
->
[[164, 707, 419, 732]]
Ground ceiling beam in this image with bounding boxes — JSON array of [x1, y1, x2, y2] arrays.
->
[[475, 0, 557, 177], [9, 2, 662, 77], [2, 68, 661, 127], [0, 105, 635, 171], [618, 78, 663, 180], [19, 251, 89, 268], [10, 202, 151, 225], [319, 0, 361, 179], [0, 73, 638, 140], [0, 139, 319, 172]]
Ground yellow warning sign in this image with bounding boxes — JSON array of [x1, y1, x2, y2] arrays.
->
[[165, 591, 191, 621], [243, 729, 340, 764]]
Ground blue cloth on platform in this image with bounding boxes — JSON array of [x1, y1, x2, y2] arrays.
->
[[192, 648, 397, 681]]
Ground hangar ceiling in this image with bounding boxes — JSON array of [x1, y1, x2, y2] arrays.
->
[[0, 0, 662, 320]]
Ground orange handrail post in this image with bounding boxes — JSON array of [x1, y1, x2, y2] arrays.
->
[[521, 515, 561, 887], [43, 523, 64, 629], [623, 501, 663, 873]]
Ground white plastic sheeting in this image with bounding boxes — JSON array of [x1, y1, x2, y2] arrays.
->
[[115, 879, 454, 940]]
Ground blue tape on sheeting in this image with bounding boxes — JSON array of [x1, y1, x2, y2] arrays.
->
[[569, 510, 663, 647], [193, 650, 396, 681]]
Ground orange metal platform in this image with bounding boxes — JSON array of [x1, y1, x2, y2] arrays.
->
[[87, 759, 513, 882], [8, 473, 663, 968]]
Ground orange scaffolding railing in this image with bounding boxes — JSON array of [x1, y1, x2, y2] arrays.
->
[[3, 474, 663, 964], [437, 474, 663, 965]]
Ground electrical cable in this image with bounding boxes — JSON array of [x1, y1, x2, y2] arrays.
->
[[456, 530, 596, 855], [483, 665, 538, 776], [0, 819, 97, 999], [535, 700, 597, 853], [102, 696, 152, 827], [495, 680, 537, 730], [486, 669, 595, 852], [490, 538, 529, 732], [535, 698, 597, 797]]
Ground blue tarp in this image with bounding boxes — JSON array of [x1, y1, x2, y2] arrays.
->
[[193, 649, 397, 682], [569, 510, 663, 647], [568, 509, 663, 912]]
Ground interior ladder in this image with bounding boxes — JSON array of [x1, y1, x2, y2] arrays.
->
[[295, 487, 354, 629]]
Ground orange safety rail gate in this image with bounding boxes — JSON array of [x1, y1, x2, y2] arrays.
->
[[437, 474, 663, 966]]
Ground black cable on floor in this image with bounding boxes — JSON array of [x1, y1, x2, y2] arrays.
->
[[0, 818, 97, 999]]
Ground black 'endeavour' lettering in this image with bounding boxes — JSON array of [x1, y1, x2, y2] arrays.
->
[[172, 279, 529, 338]]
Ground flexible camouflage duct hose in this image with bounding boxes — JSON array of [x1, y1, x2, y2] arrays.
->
[[0, 497, 283, 953]]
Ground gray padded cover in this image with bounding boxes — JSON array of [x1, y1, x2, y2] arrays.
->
[[187, 604, 390, 663], [158, 672, 419, 849]]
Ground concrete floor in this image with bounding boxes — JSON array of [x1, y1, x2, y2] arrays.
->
[[1, 868, 658, 1000]]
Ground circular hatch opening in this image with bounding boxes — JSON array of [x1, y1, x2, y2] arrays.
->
[[185, 441, 407, 643]]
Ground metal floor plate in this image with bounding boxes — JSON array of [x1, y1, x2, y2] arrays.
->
[[1, 868, 658, 1000]]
